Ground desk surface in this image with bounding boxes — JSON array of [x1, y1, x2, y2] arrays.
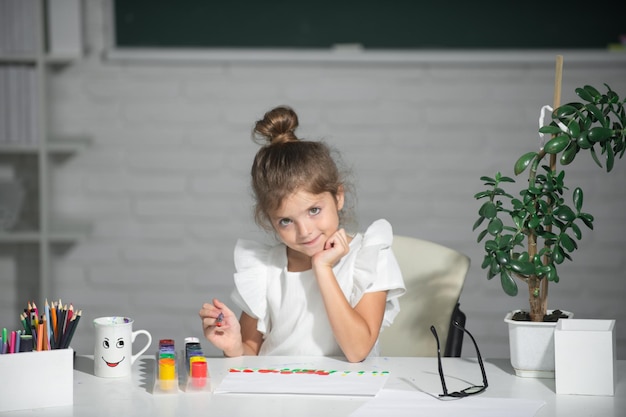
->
[[2, 356, 624, 417]]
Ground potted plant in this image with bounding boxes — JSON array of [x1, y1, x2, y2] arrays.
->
[[472, 58, 625, 377]]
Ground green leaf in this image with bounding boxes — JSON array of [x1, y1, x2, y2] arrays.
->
[[514, 152, 538, 175], [538, 125, 563, 135], [485, 240, 498, 252], [567, 119, 581, 138], [488, 218, 503, 235], [543, 135, 570, 154], [553, 246, 565, 264], [496, 250, 509, 265], [474, 191, 490, 199], [560, 144, 578, 165], [583, 85, 601, 100], [579, 213, 594, 229], [606, 145, 615, 172], [560, 233, 576, 252], [588, 127, 614, 142], [571, 223, 582, 239], [573, 187, 583, 212], [481, 255, 491, 269], [585, 103, 605, 123], [555, 105, 579, 117], [576, 86, 595, 102], [536, 264, 551, 278], [516, 252, 530, 262], [545, 265, 557, 282], [480, 176, 496, 185], [553, 206, 576, 222], [528, 215, 541, 228], [577, 134, 592, 149], [590, 146, 603, 168], [490, 258, 501, 276], [473, 216, 485, 231], [508, 260, 535, 276], [479, 201, 497, 219], [477, 229, 489, 242], [500, 270, 518, 296]]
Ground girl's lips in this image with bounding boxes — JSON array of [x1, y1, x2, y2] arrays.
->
[[301, 235, 321, 246]]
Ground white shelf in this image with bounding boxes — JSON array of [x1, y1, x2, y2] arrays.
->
[[0, 136, 90, 154], [0, 0, 87, 299], [0, 223, 91, 244]]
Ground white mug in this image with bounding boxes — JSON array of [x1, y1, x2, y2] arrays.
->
[[93, 316, 152, 378]]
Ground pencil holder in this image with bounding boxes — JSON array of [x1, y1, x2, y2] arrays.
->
[[0, 348, 74, 412]]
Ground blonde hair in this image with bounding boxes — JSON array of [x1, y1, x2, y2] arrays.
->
[[250, 106, 354, 231]]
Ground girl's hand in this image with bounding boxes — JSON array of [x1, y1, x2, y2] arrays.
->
[[198, 298, 243, 356], [312, 228, 350, 270]]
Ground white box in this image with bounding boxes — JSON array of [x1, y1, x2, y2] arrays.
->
[[0, 348, 74, 412], [554, 319, 616, 396]]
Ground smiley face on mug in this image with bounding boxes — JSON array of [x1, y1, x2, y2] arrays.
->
[[101, 337, 126, 367]]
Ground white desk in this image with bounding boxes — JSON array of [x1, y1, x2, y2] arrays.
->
[[2, 356, 624, 417]]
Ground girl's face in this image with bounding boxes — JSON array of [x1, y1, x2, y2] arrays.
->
[[270, 189, 344, 261]]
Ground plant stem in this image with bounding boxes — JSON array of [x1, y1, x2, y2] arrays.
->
[[528, 56, 563, 321]]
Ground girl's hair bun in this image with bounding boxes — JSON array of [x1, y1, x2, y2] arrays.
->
[[253, 105, 299, 145]]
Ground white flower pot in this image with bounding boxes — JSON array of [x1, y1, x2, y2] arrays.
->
[[504, 310, 573, 378]]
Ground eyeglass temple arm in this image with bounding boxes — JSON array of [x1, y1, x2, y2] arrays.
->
[[452, 321, 488, 387], [430, 325, 449, 396]]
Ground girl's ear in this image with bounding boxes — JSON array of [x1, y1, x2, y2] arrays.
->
[[336, 185, 345, 211]]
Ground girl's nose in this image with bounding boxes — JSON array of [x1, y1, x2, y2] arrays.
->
[[296, 220, 311, 237]]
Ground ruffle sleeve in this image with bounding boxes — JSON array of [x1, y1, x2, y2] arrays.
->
[[351, 219, 406, 328], [230, 239, 275, 335]]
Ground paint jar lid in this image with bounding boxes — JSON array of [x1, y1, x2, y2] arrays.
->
[[184, 336, 200, 344], [159, 339, 175, 349]]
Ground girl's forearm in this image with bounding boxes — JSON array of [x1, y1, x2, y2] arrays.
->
[[314, 266, 383, 362]]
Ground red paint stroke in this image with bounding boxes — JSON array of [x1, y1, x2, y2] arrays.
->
[[227, 367, 387, 376]]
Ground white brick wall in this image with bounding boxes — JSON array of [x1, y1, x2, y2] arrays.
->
[[2, 2, 625, 360]]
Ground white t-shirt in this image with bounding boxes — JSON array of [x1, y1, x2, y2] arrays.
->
[[230, 219, 406, 358]]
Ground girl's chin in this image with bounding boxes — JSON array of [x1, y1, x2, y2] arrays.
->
[[290, 242, 324, 258]]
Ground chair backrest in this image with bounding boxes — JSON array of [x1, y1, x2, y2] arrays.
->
[[379, 235, 470, 357]]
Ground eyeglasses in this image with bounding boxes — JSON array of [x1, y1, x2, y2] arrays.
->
[[430, 322, 488, 398]]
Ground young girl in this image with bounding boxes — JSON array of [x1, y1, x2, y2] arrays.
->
[[199, 106, 405, 363]]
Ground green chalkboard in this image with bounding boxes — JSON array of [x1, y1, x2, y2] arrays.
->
[[113, 0, 624, 49]]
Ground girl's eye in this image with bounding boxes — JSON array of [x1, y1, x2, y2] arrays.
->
[[278, 218, 292, 227], [309, 207, 321, 216]]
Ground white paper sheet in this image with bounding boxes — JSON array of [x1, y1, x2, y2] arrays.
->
[[215, 367, 390, 396], [349, 389, 545, 417]]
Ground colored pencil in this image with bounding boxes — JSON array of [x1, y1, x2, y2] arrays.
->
[[50, 302, 58, 349], [36, 322, 43, 351], [57, 305, 67, 346], [62, 310, 82, 349], [45, 300, 53, 350]]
